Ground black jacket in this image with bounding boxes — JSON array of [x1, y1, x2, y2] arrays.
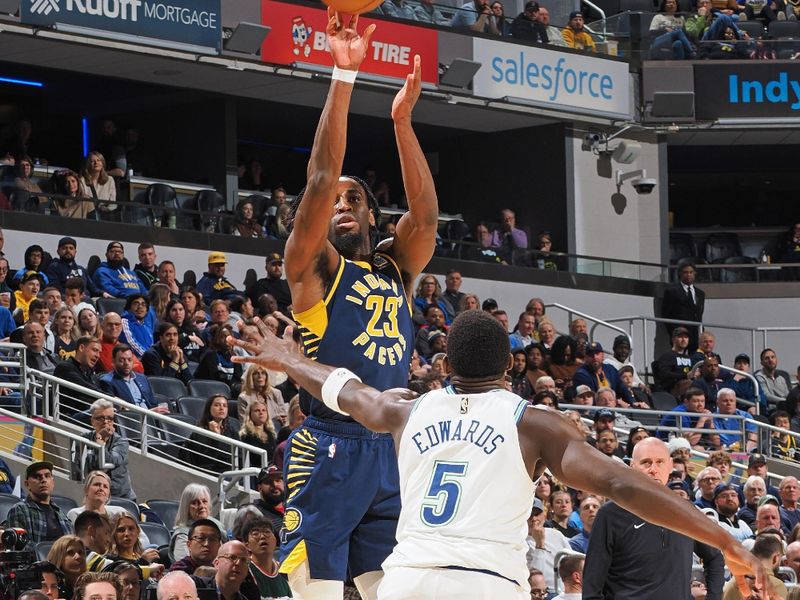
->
[[510, 12, 548, 42], [583, 501, 723, 600], [53, 358, 102, 417], [661, 283, 705, 332]]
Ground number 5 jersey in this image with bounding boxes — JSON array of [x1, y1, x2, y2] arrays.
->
[[384, 386, 535, 588]]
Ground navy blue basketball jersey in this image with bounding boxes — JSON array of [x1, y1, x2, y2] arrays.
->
[[293, 252, 414, 421]]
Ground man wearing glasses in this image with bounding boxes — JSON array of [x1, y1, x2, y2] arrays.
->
[[193, 541, 255, 600], [169, 519, 223, 575], [81, 399, 135, 500]]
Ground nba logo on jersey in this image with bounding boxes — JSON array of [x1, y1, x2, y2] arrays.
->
[[328, 442, 337, 458], [460, 398, 469, 414]]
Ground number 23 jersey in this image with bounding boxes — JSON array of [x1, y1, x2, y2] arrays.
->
[[384, 386, 535, 587], [293, 252, 414, 421]]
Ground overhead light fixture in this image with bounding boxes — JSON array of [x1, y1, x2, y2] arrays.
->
[[223, 22, 270, 55], [439, 58, 481, 89]]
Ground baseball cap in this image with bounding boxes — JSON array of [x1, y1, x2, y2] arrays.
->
[[668, 480, 690, 495], [593, 408, 615, 421], [482, 298, 498, 311], [758, 494, 780, 508], [749, 453, 767, 467], [532, 497, 544, 513], [712, 483, 735, 501], [106, 241, 123, 252], [585, 342, 604, 355], [26, 461, 54, 479], [575, 385, 594, 397], [428, 330, 446, 343], [613, 335, 630, 348], [208, 251, 227, 265], [257, 464, 282, 483], [672, 326, 690, 337], [734, 353, 751, 364], [188, 518, 222, 538], [266, 252, 283, 265], [667, 437, 691, 454], [58, 236, 77, 248], [20, 270, 44, 284], [569, 10, 583, 19], [525, 0, 540, 11]]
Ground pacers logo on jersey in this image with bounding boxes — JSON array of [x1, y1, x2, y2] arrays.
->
[[283, 508, 303, 536], [344, 272, 407, 366]]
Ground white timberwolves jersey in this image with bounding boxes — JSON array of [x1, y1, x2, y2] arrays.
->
[[383, 385, 535, 588]]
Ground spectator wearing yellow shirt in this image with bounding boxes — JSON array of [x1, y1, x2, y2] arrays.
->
[[562, 11, 596, 51]]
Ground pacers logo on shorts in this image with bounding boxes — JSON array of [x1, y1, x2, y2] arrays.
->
[[282, 508, 303, 539]]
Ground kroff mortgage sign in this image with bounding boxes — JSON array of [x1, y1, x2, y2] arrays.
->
[[472, 38, 631, 119], [22, 0, 221, 52]]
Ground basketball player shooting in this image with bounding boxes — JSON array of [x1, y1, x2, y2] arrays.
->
[[229, 311, 776, 600], [278, 8, 439, 600]]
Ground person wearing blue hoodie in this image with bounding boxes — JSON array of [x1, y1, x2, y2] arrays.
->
[[119, 293, 155, 358], [91, 241, 146, 298]]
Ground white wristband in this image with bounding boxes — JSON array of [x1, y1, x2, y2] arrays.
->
[[321, 368, 361, 415], [332, 67, 358, 84]]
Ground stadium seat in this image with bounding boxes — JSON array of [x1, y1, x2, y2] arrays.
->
[[108, 497, 140, 519], [247, 194, 270, 223], [768, 20, 800, 39], [217, 213, 236, 235], [143, 183, 178, 227], [87, 255, 101, 279], [704, 232, 742, 264], [9, 189, 29, 211], [140, 521, 171, 547], [192, 190, 225, 232], [146, 499, 180, 529], [177, 396, 206, 422], [149, 413, 196, 461], [51, 494, 79, 512], [96, 297, 127, 317], [720, 256, 757, 283], [738, 21, 765, 39], [148, 377, 188, 401], [651, 391, 678, 411], [668, 233, 696, 264], [243, 268, 258, 299], [182, 270, 197, 289], [36, 541, 54, 561], [188, 380, 231, 400], [228, 399, 239, 421]]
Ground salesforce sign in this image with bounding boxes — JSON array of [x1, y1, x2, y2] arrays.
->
[[472, 38, 631, 119], [22, 0, 221, 53]]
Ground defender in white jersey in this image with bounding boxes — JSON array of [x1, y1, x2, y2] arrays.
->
[[229, 311, 776, 600]]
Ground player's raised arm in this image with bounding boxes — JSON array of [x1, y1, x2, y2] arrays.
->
[[388, 55, 440, 282], [227, 320, 412, 434], [284, 10, 376, 294], [521, 409, 778, 600]]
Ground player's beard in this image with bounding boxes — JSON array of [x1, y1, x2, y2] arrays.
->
[[332, 231, 365, 259]]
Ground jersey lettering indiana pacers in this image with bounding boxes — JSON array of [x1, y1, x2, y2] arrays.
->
[[292, 252, 414, 421]]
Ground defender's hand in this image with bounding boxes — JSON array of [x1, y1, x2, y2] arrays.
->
[[228, 318, 298, 372], [392, 55, 422, 122], [327, 7, 376, 71]]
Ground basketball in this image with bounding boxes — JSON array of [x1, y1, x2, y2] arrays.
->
[[322, 0, 384, 15]]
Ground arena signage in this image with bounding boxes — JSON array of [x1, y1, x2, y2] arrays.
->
[[260, 0, 438, 84], [694, 63, 800, 119], [22, 0, 221, 53], [472, 38, 631, 119]]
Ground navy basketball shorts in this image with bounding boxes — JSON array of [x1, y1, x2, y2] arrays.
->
[[277, 415, 401, 581]]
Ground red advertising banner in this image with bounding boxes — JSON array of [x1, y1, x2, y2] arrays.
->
[[261, 0, 438, 84]]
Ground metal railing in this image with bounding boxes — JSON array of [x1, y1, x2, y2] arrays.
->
[[0, 405, 111, 479], [26, 369, 268, 489], [544, 302, 633, 357]]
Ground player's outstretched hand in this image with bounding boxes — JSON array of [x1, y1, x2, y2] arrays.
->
[[392, 54, 422, 122], [723, 540, 779, 599], [326, 7, 376, 72], [228, 317, 297, 372]]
